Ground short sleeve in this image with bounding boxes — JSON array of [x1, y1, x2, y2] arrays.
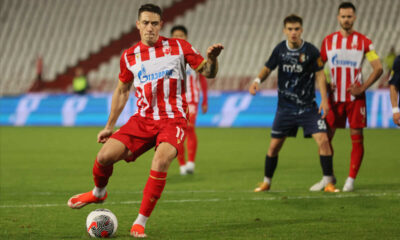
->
[[265, 46, 280, 70], [178, 39, 205, 71], [311, 45, 324, 72], [363, 36, 374, 54], [320, 38, 328, 63], [118, 51, 134, 83]]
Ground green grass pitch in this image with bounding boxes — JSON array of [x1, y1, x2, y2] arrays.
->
[[0, 127, 399, 239]]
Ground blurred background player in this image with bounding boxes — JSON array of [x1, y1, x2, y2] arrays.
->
[[170, 25, 208, 175], [389, 55, 400, 126], [72, 67, 89, 95], [249, 15, 338, 193], [67, 3, 224, 238], [313, 2, 383, 192]]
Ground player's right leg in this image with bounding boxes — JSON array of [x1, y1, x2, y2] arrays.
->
[[254, 137, 285, 192], [68, 138, 130, 209]]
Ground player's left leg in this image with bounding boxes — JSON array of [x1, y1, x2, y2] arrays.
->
[[185, 104, 198, 174], [311, 132, 339, 192], [177, 137, 187, 175], [344, 99, 367, 192], [185, 123, 197, 174], [131, 119, 185, 238], [344, 128, 364, 192], [131, 142, 176, 238]]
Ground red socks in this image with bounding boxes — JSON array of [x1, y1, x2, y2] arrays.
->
[[349, 134, 364, 179], [139, 170, 167, 217], [186, 126, 197, 162], [177, 141, 186, 166], [92, 158, 113, 188]]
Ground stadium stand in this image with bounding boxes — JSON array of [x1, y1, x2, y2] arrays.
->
[[0, 0, 399, 94]]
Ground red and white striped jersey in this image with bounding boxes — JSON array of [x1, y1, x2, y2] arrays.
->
[[119, 36, 205, 120], [185, 64, 208, 105], [321, 31, 374, 102]]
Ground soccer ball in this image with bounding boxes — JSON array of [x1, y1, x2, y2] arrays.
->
[[86, 209, 118, 238]]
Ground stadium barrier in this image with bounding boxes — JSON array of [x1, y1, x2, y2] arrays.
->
[[0, 90, 397, 128]]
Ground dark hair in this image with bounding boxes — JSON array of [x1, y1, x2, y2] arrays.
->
[[170, 25, 188, 36], [138, 4, 162, 19], [283, 14, 303, 26], [338, 2, 356, 13]]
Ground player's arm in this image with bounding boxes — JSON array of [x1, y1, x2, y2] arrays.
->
[[98, 80, 132, 143], [316, 69, 329, 119], [348, 51, 383, 96], [199, 74, 208, 113], [389, 84, 400, 126], [197, 43, 224, 78], [249, 66, 271, 95]]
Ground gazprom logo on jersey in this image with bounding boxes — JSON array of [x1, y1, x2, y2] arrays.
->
[[137, 64, 173, 83], [331, 54, 357, 67]]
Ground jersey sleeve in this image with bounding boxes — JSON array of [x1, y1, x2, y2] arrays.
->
[[265, 46, 280, 70], [311, 45, 324, 72], [320, 38, 328, 63], [363, 37, 380, 62], [179, 39, 206, 72], [118, 50, 134, 83]]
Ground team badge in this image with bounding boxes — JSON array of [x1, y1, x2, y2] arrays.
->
[[299, 53, 307, 63], [351, 43, 358, 49], [163, 46, 171, 55], [316, 57, 324, 67]]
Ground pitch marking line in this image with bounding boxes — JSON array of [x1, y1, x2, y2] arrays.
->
[[0, 192, 398, 209]]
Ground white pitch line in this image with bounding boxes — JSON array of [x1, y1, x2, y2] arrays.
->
[[0, 192, 398, 209]]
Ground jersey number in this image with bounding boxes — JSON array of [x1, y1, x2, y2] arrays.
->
[[176, 126, 185, 141], [317, 120, 327, 130]]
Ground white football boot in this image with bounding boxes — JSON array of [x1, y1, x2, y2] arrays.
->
[[185, 161, 195, 174], [342, 177, 355, 192], [309, 176, 337, 191]]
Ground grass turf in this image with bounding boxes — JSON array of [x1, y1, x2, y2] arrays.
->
[[0, 127, 399, 239]]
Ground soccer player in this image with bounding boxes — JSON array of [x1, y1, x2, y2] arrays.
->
[[170, 25, 208, 175], [67, 4, 223, 238], [311, 2, 383, 192], [249, 15, 338, 193], [389, 55, 400, 126]]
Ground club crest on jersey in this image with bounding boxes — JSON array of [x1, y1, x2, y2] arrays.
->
[[163, 46, 171, 55], [299, 53, 306, 63]]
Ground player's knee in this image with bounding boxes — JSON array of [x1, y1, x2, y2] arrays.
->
[[318, 138, 332, 154], [97, 150, 116, 166]]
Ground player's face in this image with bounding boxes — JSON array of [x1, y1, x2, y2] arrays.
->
[[337, 8, 356, 31], [137, 11, 163, 46], [283, 22, 303, 45], [171, 30, 187, 40]]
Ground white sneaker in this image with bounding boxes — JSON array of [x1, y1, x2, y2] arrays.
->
[[342, 178, 354, 192], [185, 162, 195, 174], [309, 176, 337, 191], [310, 178, 325, 191], [179, 166, 187, 175]]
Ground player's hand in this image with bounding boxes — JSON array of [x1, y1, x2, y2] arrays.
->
[[97, 129, 113, 144], [393, 113, 400, 126], [319, 99, 329, 119], [328, 83, 336, 93], [207, 44, 224, 60], [347, 83, 365, 96], [249, 81, 259, 95], [202, 103, 208, 114]]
